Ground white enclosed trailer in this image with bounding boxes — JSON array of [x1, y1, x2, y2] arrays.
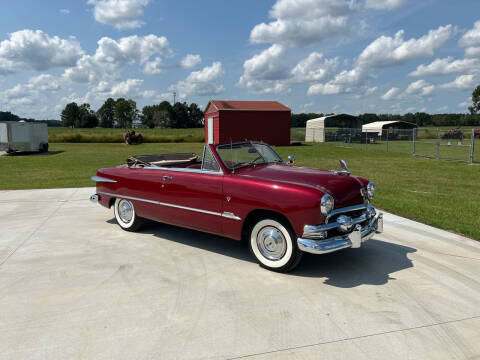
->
[[0, 121, 49, 153]]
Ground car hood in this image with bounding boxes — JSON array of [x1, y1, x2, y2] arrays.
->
[[235, 164, 366, 207]]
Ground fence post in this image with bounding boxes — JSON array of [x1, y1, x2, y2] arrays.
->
[[470, 128, 475, 164], [386, 129, 389, 152], [412, 128, 416, 155], [436, 128, 440, 160]]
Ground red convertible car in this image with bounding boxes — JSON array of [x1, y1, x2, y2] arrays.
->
[[91, 142, 383, 272]]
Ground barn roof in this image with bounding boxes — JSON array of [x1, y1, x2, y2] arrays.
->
[[205, 100, 290, 114]]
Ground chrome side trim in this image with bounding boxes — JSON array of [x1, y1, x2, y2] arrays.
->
[[91, 176, 117, 183], [222, 212, 242, 221], [142, 165, 223, 175], [97, 191, 242, 221]]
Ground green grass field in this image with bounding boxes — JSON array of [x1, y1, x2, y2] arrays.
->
[[1, 142, 479, 240], [48, 127, 205, 143]]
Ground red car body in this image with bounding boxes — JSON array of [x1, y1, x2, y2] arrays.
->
[[91, 142, 382, 271]]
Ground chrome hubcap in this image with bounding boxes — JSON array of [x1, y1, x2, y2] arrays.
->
[[256, 226, 286, 261], [118, 200, 133, 223]]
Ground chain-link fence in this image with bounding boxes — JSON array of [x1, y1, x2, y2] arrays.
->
[[293, 127, 479, 164], [414, 128, 477, 163]]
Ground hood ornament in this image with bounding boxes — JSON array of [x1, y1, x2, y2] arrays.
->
[[335, 160, 351, 175]]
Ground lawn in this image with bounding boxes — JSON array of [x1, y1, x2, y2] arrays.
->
[[1, 142, 479, 240]]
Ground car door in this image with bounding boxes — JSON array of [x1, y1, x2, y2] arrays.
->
[[160, 146, 224, 234], [121, 167, 173, 223]]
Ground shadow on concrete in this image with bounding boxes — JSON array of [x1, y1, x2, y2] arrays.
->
[[110, 219, 254, 263], [2, 150, 64, 156], [105, 218, 416, 285], [292, 239, 417, 287]]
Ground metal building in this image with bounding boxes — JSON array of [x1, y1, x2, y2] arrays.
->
[[305, 114, 360, 142], [204, 100, 291, 146], [362, 121, 417, 136]]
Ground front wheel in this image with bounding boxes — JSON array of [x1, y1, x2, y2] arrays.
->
[[114, 198, 143, 231], [249, 218, 303, 272]]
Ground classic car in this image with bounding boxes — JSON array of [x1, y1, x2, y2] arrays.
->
[[91, 142, 383, 272]]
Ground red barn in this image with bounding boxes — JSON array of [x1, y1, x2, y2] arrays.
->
[[204, 100, 291, 146]]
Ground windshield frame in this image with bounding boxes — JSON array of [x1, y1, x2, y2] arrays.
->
[[215, 141, 284, 170]]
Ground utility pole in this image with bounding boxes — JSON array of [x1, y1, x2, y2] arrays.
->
[[173, 91, 176, 105]]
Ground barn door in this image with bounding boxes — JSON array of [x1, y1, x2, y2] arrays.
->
[[207, 117, 214, 144]]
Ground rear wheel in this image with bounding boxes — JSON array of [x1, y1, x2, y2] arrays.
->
[[249, 218, 302, 272], [114, 198, 143, 231]]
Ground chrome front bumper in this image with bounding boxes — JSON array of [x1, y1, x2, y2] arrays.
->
[[297, 212, 383, 255]]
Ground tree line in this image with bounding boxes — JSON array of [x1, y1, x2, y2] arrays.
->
[[60, 98, 204, 129], [291, 112, 480, 128]]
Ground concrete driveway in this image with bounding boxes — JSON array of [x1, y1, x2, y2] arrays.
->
[[0, 187, 479, 360]]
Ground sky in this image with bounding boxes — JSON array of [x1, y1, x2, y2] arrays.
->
[[0, 0, 480, 120]]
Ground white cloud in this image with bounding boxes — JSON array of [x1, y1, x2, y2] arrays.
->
[[381, 87, 400, 100], [409, 57, 479, 76], [364, 86, 377, 95], [365, 0, 406, 10], [291, 52, 338, 82], [172, 62, 225, 97], [250, 0, 354, 47], [405, 79, 435, 96], [459, 21, 480, 58], [307, 66, 369, 95], [0, 29, 83, 74], [63, 34, 170, 83], [143, 57, 163, 74], [307, 82, 342, 95], [458, 101, 469, 108], [1, 74, 63, 110], [180, 54, 201, 68], [28, 74, 62, 91], [60, 9, 70, 14], [440, 74, 477, 89], [238, 44, 290, 93], [87, 0, 149, 30], [356, 25, 453, 68], [110, 78, 143, 97]]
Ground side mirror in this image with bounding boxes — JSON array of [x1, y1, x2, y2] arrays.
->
[[287, 155, 295, 165]]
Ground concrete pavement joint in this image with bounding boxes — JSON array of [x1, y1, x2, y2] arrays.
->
[[225, 315, 480, 360], [0, 189, 79, 267]]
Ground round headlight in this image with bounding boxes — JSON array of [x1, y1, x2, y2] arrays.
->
[[367, 182, 375, 199], [320, 194, 334, 216]]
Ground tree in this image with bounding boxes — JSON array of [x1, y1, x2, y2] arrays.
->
[[97, 98, 115, 128], [154, 109, 171, 128], [61, 102, 80, 127], [188, 103, 204, 127], [141, 105, 156, 128], [78, 103, 99, 128], [469, 85, 480, 114], [0, 111, 21, 122], [170, 102, 190, 128], [114, 98, 137, 128]]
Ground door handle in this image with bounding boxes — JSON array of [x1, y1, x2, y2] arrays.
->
[[162, 175, 172, 181]]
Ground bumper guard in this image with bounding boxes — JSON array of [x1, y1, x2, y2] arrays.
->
[[297, 212, 383, 255]]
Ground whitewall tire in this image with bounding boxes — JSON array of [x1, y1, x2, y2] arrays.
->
[[249, 218, 302, 272], [114, 198, 143, 231]]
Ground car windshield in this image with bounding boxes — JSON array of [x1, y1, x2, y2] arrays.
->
[[216, 142, 283, 170]]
